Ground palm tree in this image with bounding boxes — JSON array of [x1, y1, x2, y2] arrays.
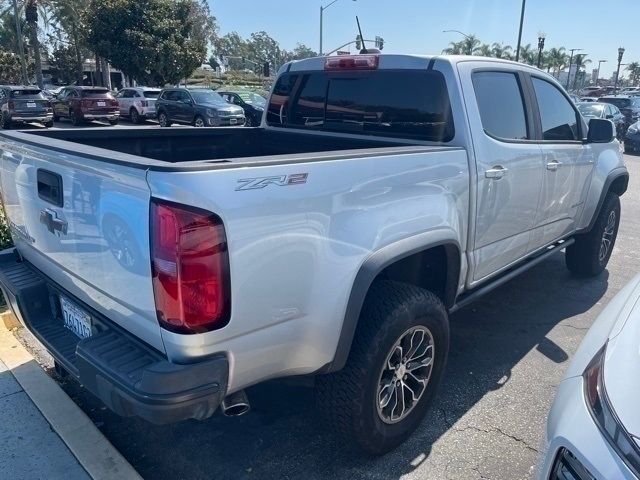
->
[[476, 43, 491, 57], [491, 42, 512, 60], [572, 54, 591, 90], [626, 62, 640, 86], [518, 43, 535, 65], [547, 47, 568, 78], [460, 35, 481, 55], [442, 40, 463, 55]]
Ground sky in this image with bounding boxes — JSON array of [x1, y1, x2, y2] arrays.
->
[[209, 0, 637, 78]]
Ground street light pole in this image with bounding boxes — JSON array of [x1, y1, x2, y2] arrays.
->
[[596, 60, 606, 86], [320, 0, 355, 55], [442, 29, 471, 40], [11, 0, 28, 84], [536, 32, 546, 68], [614, 47, 625, 95], [515, 0, 526, 62], [565, 48, 582, 89]]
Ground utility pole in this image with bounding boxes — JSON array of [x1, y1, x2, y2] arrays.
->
[[11, 0, 29, 84], [536, 32, 545, 68], [515, 0, 526, 62], [614, 47, 625, 95], [596, 60, 606, 86], [565, 48, 582, 89], [320, 0, 356, 55]]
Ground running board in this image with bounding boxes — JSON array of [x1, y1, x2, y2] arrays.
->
[[450, 238, 575, 313]]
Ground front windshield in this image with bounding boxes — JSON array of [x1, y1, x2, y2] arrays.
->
[[577, 104, 604, 117], [237, 91, 266, 107], [189, 90, 226, 104]]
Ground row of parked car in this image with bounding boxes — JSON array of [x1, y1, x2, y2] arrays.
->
[[0, 84, 268, 129]]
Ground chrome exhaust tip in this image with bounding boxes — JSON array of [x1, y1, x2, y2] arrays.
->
[[221, 390, 250, 417]]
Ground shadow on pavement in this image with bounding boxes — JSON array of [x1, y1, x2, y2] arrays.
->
[[59, 253, 608, 480]]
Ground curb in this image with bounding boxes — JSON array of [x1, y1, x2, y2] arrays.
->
[[0, 313, 142, 480]]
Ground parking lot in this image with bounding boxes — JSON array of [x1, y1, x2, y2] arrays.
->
[[11, 151, 637, 479]]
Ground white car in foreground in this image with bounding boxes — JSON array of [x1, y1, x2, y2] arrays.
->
[[538, 275, 640, 479]]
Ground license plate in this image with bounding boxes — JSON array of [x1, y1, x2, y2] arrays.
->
[[60, 296, 92, 339], [27, 102, 36, 108], [230, 118, 237, 125], [97, 101, 106, 107]]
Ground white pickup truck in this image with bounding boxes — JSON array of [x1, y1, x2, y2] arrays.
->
[[0, 54, 628, 454]]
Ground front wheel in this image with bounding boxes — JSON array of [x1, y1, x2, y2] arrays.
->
[[193, 115, 205, 127], [316, 280, 449, 455], [158, 111, 171, 127], [43, 120, 54, 128], [108, 119, 119, 126], [566, 193, 621, 277]]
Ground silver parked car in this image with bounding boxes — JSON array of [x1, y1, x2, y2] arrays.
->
[[538, 275, 640, 479], [115, 87, 161, 124]]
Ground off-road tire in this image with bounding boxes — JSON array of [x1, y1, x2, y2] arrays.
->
[[316, 280, 449, 455], [566, 193, 620, 277]]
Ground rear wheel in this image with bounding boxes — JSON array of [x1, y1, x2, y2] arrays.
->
[[193, 115, 205, 127], [130, 107, 141, 124], [70, 109, 82, 126], [1, 112, 11, 129], [316, 280, 449, 455], [158, 111, 171, 127], [566, 193, 621, 277]]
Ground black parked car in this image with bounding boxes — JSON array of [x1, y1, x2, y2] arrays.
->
[[625, 121, 640, 153], [217, 90, 266, 127], [155, 88, 245, 127], [597, 95, 640, 128], [577, 102, 626, 138], [0, 85, 53, 128]]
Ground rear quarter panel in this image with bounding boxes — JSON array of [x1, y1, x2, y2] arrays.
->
[[148, 148, 469, 391]]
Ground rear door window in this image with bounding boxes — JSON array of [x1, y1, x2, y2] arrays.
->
[[10, 89, 45, 99], [472, 72, 529, 140], [267, 70, 454, 141]]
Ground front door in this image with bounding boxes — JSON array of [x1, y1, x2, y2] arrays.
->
[[176, 91, 193, 123], [529, 76, 593, 249], [458, 64, 545, 284]]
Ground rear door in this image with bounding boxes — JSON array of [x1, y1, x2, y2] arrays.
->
[[529, 75, 593, 249], [0, 138, 163, 351], [458, 64, 545, 283]]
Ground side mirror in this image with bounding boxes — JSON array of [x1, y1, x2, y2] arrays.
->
[[587, 118, 614, 143]]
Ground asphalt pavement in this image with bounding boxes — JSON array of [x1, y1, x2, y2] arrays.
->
[[12, 150, 640, 480]]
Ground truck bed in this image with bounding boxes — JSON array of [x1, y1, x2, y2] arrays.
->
[[1, 128, 432, 171]]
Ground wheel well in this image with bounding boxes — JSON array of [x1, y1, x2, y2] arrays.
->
[[609, 174, 628, 196], [373, 244, 459, 308]]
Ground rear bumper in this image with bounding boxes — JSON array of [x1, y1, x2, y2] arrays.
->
[[0, 249, 228, 424], [82, 113, 120, 120], [10, 113, 53, 122]]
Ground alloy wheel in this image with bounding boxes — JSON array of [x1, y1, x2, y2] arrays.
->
[[376, 326, 435, 424], [599, 210, 616, 262]]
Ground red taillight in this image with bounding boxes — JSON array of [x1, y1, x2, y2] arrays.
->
[[324, 55, 379, 70], [81, 98, 91, 108], [110, 99, 118, 107], [150, 200, 230, 334]]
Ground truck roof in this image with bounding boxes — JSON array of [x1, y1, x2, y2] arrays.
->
[[282, 53, 535, 75]]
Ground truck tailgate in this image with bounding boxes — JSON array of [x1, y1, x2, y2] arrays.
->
[[0, 136, 163, 353]]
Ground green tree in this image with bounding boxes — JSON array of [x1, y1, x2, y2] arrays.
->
[[84, 0, 216, 86], [213, 31, 250, 70], [48, 0, 88, 84], [51, 43, 80, 83], [476, 43, 491, 57], [491, 42, 512, 59], [442, 40, 463, 55], [626, 62, 640, 85], [0, 49, 26, 82], [518, 43, 535, 65], [285, 43, 317, 61]]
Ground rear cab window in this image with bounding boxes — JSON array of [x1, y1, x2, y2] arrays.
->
[[267, 69, 454, 142]]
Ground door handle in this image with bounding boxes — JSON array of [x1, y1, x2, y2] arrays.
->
[[485, 166, 508, 179], [546, 160, 562, 171]]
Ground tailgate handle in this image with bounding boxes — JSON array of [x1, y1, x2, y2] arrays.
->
[[37, 169, 63, 207]]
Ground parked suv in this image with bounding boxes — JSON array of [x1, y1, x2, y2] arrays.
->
[[0, 85, 53, 128], [115, 87, 161, 124], [597, 95, 640, 128], [577, 102, 626, 138], [156, 88, 245, 127], [51, 86, 119, 126], [218, 89, 266, 126]]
